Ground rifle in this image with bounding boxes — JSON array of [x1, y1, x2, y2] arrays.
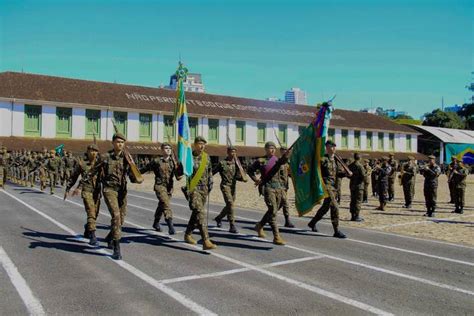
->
[[111, 119, 144, 184], [226, 120, 248, 182], [334, 154, 353, 177]]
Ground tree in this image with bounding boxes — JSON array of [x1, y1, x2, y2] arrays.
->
[[459, 103, 474, 130], [422, 109, 465, 129], [394, 114, 413, 120]]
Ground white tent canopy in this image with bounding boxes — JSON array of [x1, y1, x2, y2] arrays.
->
[[407, 125, 474, 144]]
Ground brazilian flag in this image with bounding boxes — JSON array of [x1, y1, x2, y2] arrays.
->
[[289, 104, 332, 216]]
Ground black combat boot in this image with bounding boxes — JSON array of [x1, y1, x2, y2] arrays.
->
[[112, 240, 122, 260], [83, 224, 90, 239], [284, 216, 295, 228], [89, 231, 99, 246], [152, 218, 161, 232], [105, 231, 113, 249], [214, 217, 222, 228], [165, 218, 176, 235], [333, 230, 347, 238], [307, 220, 318, 232], [229, 223, 238, 234]]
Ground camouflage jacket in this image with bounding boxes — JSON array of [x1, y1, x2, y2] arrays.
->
[[67, 156, 102, 193], [213, 158, 245, 188], [420, 164, 441, 188], [349, 161, 366, 189], [140, 156, 182, 191], [190, 151, 213, 192], [101, 150, 130, 191]]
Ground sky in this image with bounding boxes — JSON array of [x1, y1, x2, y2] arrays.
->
[[0, 0, 472, 118]]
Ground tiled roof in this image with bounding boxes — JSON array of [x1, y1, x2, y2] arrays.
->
[[0, 71, 418, 134]]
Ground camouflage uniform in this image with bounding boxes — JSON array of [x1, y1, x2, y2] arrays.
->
[[371, 160, 379, 197], [279, 161, 295, 227], [45, 154, 62, 194], [401, 160, 417, 208], [447, 161, 457, 203], [184, 150, 214, 245], [248, 152, 288, 243], [362, 160, 372, 203], [335, 174, 344, 204], [420, 163, 441, 216], [375, 161, 391, 210], [213, 157, 245, 232], [140, 156, 182, 233], [307, 154, 347, 237], [1, 147, 9, 184], [0, 154, 5, 188], [387, 157, 398, 201], [452, 163, 468, 214], [101, 150, 129, 242], [348, 158, 366, 221], [62, 153, 76, 186], [67, 154, 102, 243]]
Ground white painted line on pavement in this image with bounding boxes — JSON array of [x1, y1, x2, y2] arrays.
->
[[127, 199, 474, 268], [0, 246, 46, 316], [49, 193, 393, 315], [159, 255, 324, 285], [372, 214, 474, 230], [1, 190, 217, 316]]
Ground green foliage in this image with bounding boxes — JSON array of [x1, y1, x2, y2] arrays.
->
[[459, 103, 474, 130], [394, 114, 413, 120], [422, 109, 465, 129], [393, 118, 422, 125]]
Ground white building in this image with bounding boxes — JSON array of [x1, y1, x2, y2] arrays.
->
[[167, 73, 205, 93], [284, 88, 307, 105], [0, 71, 422, 159]]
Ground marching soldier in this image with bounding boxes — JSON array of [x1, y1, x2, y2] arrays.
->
[[65, 143, 102, 246], [362, 159, 371, 203], [279, 146, 295, 228], [62, 151, 76, 186], [400, 156, 417, 209], [45, 150, 62, 194], [420, 155, 441, 217], [375, 156, 391, 211], [387, 153, 398, 201], [348, 153, 366, 221], [183, 136, 217, 250], [213, 146, 247, 234], [248, 141, 288, 245], [451, 161, 468, 214], [100, 132, 132, 260], [371, 159, 379, 197], [0, 152, 5, 189], [447, 157, 458, 204], [307, 140, 350, 238], [1, 146, 9, 185], [140, 142, 183, 235]]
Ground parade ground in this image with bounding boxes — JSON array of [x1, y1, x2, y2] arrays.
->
[[0, 180, 472, 315]]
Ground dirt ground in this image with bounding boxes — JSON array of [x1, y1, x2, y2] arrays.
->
[[130, 173, 474, 246]]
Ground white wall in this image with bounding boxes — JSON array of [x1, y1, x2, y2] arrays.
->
[[246, 121, 257, 146], [152, 113, 158, 142], [12, 103, 25, 137], [348, 130, 355, 149], [399, 134, 407, 152], [335, 129, 342, 148], [288, 124, 299, 146], [361, 130, 367, 150], [127, 112, 139, 141], [100, 110, 108, 140], [228, 119, 236, 144], [383, 133, 389, 152], [72, 108, 85, 139], [201, 117, 209, 141], [372, 132, 378, 151], [0, 101, 12, 136], [412, 135, 418, 153], [157, 114, 165, 143], [218, 119, 227, 145], [42, 105, 56, 138], [266, 122, 277, 144]]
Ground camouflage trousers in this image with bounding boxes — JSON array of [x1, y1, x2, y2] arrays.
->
[[215, 185, 236, 224], [103, 188, 127, 241], [154, 185, 173, 220], [349, 187, 363, 217], [402, 180, 415, 206], [49, 172, 59, 193], [259, 187, 284, 235], [82, 190, 101, 232], [423, 186, 437, 212], [363, 181, 369, 201], [378, 183, 388, 204], [62, 169, 71, 186], [185, 188, 209, 241], [448, 181, 455, 202], [388, 177, 396, 200], [309, 186, 339, 232], [0, 166, 4, 187], [454, 187, 465, 209], [280, 189, 290, 218]]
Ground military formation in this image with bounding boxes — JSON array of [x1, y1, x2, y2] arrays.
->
[[0, 133, 470, 260]]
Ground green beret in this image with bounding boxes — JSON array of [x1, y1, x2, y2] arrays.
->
[[264, 141, 276, 149], [194, 136, 207, 144], [161, 142, 172, 149], [353, 152, 361, 160], [87, 144, 99, 151], [325, 140, 336, 147], [407, 155, 415, 160], [112, 133, 127, 141], [428, 155, 436, 159], [227, 146, 236, 151]]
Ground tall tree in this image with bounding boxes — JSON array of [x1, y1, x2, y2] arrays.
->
[[422, 109, 465, 129]]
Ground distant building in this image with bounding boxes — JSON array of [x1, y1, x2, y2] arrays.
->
[[167, 73, 205, 93], [360, 107, 407, 118], [265, 97, 282, 102], [284, 88, 307, 105], [444, 104, 462, 114]]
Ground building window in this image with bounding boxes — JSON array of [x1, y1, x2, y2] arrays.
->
[[24, 105, 41, 137], [113, 111, 127, 137], [258, 123, 266, 144], [298, 125, 305, 136], [235, 121, 245, 144], [328, 128, 335, 142], [56, 107, 72, 138], [163, 115, 176, 141], [389, 133, 395, 151], [139, 113, 152, 142], [341, 129, 348, 149], [278, 124, 287, 146], [354, 130, 361, 149], [378, 132, 384, 150], [85, 109, 100, 139], [208, 119, 219, 144], [366, 131, 373, 150], [189, 117, 198, 141], [406, 135, 412, 151]]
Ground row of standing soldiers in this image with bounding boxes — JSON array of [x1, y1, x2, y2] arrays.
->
[[0, 147, 76, 193]]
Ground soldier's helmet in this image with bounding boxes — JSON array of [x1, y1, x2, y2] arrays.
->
[[112, 133, 127, 141]]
